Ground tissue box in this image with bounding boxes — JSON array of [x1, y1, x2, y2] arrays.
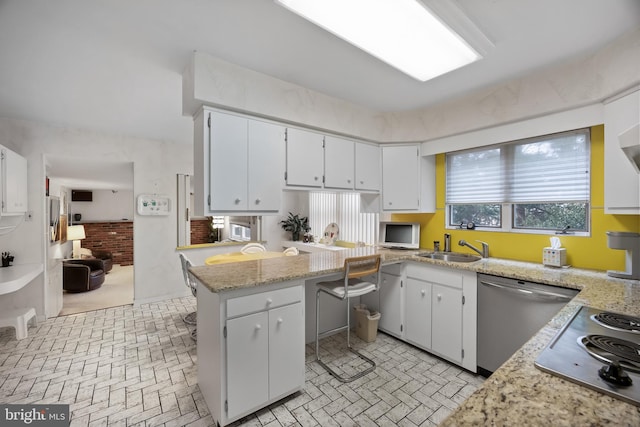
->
[[543, 247, 566, 267]]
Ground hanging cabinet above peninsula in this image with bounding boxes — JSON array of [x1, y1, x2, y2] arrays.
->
[[193, 108, 285, 215]]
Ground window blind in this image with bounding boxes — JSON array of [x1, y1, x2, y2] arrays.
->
[[446, 129, 590, 204], [309, 192, 378, 245]]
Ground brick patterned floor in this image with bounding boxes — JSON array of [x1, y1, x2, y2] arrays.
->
[[0, 297, 483, 426]]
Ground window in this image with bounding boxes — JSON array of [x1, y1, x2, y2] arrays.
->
[[309, 192, 378, 244], [446, 129, 590, 233]]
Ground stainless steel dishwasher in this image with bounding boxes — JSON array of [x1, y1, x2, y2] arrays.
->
[[477, 273, 578, 376]]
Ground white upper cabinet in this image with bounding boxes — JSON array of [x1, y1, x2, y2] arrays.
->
[[604, 88, 640, 214], [286, 129, 380, 192], [382, 145, 420, 211], [285, 128, 324, 188], [324, 136, 354, 189], [248, 120, 285, 212], [193, 108, 284, 215], [209, 112, 248, 212], [355, 142, 380, 191], [2, 146, 28, 214], [381, 144, 435, 213]]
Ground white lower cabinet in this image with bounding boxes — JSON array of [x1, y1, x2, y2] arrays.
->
[[197, 281, 305, 427], [268, 303, 305, 398], [405, 278, 432, 349], [400, 262, 477, 372], [377, 268, 403, 337], [226, 311, 269, 419], [431, 283, 463, 364]]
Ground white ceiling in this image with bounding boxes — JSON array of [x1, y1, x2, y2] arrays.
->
[[1, 0, 639, 189]]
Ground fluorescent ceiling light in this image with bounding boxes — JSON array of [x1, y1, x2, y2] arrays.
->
[[276, 0, 482, 82]]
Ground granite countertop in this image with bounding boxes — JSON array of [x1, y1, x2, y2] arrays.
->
[[188, 247, 640, 425]]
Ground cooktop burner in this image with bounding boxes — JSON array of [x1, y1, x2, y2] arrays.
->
[[578, 334, 640, 373], [535, 305, 640, 406], [592, 312, 640, 333]]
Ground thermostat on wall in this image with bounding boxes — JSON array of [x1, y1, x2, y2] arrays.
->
[[137, 194, 171, 216]]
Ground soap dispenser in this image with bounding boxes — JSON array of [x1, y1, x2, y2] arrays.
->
[[444, 234, 451, 252]]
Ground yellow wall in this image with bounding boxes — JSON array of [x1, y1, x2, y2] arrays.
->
[[393, 125, 640, 272]]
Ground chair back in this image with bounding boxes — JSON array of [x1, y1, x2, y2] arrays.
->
[[283, 247, 299, 256], [179, 253, 197, 297], [241, 243, 267, 254], [343, 255, 381, 286]]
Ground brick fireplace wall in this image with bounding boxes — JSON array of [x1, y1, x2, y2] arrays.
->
[[81, 221, 133, 266], [190, 218, 212, 245]]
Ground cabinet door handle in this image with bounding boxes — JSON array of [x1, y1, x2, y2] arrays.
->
[[360, 180, 364, 184], [347, 179, 351, 183], [314, 176, 319, 181], [266, 298, 273, 305], [255, 324, 262, 330], [437, 294, 442, 301], [421, 289, 426, 296], [255, 198, 261, 205], [234, 198, 241, 204], [277, 318, 283, 324]]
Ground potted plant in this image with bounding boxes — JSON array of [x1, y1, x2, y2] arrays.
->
[[279, 212, 310, 241]]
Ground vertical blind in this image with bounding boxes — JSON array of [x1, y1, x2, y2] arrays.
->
[[446, 129, 590, 204], [309, 192, 378, 245]]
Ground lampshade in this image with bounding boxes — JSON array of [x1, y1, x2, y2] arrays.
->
[[67, 225, 86, 241]]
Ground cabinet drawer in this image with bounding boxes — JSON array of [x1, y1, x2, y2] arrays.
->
[[227, 285, 302, 318], [405, 263, 462, 288]]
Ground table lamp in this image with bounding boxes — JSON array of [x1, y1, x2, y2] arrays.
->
[[67, 225, 86, 258]]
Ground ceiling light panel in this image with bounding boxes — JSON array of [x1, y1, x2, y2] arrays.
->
[[276, 0, 482, 81]]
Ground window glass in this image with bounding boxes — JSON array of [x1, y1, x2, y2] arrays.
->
[[450, 204, 502, 228], [445, 129, 590, 233]]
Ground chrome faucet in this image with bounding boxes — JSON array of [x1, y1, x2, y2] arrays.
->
[[458, 239, 489, 258], [444, 233, 451, 252]]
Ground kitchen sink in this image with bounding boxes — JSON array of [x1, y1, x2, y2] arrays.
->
[[416, 252, 482, 263]]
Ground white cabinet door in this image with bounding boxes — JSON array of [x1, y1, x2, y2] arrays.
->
[[355, 143, 380, 191], [324, 136, 354, 189], [405, 277, 431, 349], [431, 284, 462, 364], [378, 272, 403, 337], [604, 89, 640, 214], [286, 128, 324, 187], [248, 120, 285, 212], [382, 145, 419, 211], [209, 112, 249, 211], [2, 147, 27, 213], [226, 311, 269, 420], [269, 303, 304, 399]]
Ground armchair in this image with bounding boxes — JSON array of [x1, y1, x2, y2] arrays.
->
[[92, 250, 113, 273], [63, 259, 105, 292]]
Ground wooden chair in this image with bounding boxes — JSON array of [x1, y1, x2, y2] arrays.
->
[[315, 254, 381, 382]]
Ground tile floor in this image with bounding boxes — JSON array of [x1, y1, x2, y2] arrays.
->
[[0, 297, 484, 426]]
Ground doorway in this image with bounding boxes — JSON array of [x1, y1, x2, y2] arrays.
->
[[46, 156, 134, 316]]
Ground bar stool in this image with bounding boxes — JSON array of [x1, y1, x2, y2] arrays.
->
[[315, 254, 381, 382], [179, 253, 198, 341]]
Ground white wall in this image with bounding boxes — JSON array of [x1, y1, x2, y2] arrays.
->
[[70, 189, 134, 222], [261, 191, 309, 251], [185, 28, 640, 145], [0, 117, 193, 320]]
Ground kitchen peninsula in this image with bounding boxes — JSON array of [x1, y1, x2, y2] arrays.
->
[[188, 248, 640, 426]]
